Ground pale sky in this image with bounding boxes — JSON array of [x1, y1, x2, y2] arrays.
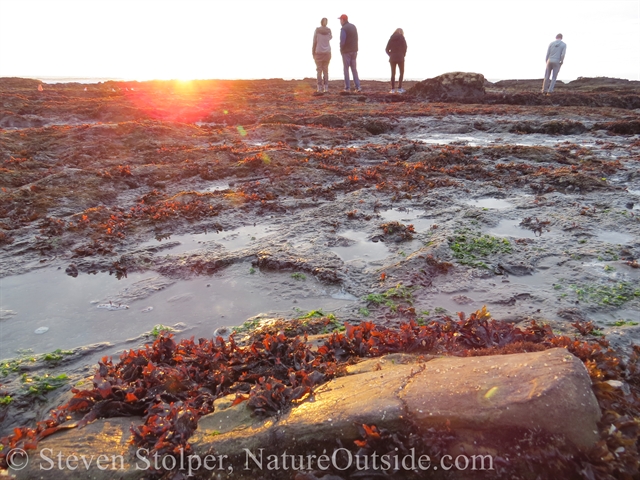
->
[[1, 0, 638, 82]]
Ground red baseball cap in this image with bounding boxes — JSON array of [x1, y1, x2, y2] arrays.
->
[[338, 14, 348, 21]]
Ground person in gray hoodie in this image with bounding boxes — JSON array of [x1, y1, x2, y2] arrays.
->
[[312, 18, 332, 93], [541, 33, 567, 94]]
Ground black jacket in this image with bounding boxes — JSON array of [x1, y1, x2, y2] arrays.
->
[[385, 33, 407, 63], [340, 22, 358, 54]]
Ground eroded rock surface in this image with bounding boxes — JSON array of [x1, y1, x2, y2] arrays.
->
[[11, 349, 600, 479], [400, 348, 601, 449], [408, 72, 486, 101]]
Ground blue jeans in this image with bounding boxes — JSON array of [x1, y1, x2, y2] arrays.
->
[[341, 52, 360, 90], [542, 61, 562, 93]]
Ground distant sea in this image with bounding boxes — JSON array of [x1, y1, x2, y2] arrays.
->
[[12, 76, 568, 84], [32, 77, 130, 84]]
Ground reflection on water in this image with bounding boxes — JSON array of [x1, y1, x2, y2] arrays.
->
[[488, 219, 546, 239], [465, 198, 513, 209], [0, 265, 355, 356], [141, 224, 277, 254], [405, 125, 602, 149], [596, 231, 635, 245], [330, 230, 389, 262], [204, 181, 230, 192], [380, 209, 435, 232], [416, 135, 485, 146]]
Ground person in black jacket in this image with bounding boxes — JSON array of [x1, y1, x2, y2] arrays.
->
[[386, 28, 407, 93]]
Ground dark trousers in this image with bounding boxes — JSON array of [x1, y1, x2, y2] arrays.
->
[[391, 60, 404, 89]]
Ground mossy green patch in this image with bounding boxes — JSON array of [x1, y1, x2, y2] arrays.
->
[[569, 282, 640, 307], [364, 284, 414, 312], [41, 349, 74, 363], [449, 228, 512, 268], [21, 373, 69, 395], [150, 324, 174, 338]]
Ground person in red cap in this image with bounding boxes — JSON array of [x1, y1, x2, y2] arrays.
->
[[338, 14, 361, 93]]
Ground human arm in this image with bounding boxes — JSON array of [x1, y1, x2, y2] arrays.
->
[[340, 28, 346, 50], [385, 38, 391, 56], [312, 30, 317, 56], [560, 43, 566, 64]]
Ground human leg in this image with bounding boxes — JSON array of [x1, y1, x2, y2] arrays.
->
[[323, 55, 330, 87], [541, 61, 553, 93], [315, 58, 323, 89], [342, 53, 351, 90], [390, 61, 397, 90], [349, 52, 361, 90], [548, 62, 561, 92], [398, 60, 405, 90]]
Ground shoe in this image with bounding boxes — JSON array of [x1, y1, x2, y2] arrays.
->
[[389, 89, 396, 94], [397, 88, 405, 94], [324, 85, 329, 93], [317, 86, 323, 93], [355, 88, 362, 93]]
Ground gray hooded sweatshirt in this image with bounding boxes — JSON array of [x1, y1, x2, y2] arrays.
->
[[313, 26, 332, 55], [546, 39, 566, 64]]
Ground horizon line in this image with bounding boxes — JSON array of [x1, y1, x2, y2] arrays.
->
[[3, 75, 638, 85]]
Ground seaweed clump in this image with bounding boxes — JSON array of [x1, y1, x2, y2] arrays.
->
[[0, 309, 639, 478]]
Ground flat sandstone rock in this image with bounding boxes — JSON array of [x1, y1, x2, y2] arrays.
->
[[400, 347, 600, 449], [11, 349, 600, 478]]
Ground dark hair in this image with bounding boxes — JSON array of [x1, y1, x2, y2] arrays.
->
[[321, 18, 328, 26], [556, 33, 563, 39]]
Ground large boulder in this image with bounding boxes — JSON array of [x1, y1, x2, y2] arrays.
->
[[11, 350, 601, 479], [400, 348, 601, 450], [408, 72, 486, 101]]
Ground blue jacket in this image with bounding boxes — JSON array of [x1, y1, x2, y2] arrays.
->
[[340, 22, 358, 54]]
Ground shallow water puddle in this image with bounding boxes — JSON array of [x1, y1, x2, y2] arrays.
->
[[330, 230, 390, 262], [465, 198, 514, 209], [421, 292, 486, 315], [403, 122, 602, 149], [595, 231, 635, 245], [591, 308, 640, 326], [0, 265, 355, 356], [380, 208, 435, 232], [584, 261, 640, 281], [414, 135, 487, 146], [141, 224, 276, 254], [487, 219, 556, 238], [204, 180, 230, 192]]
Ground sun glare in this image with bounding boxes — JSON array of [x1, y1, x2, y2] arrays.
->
[[120, 79, 232, 123]]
